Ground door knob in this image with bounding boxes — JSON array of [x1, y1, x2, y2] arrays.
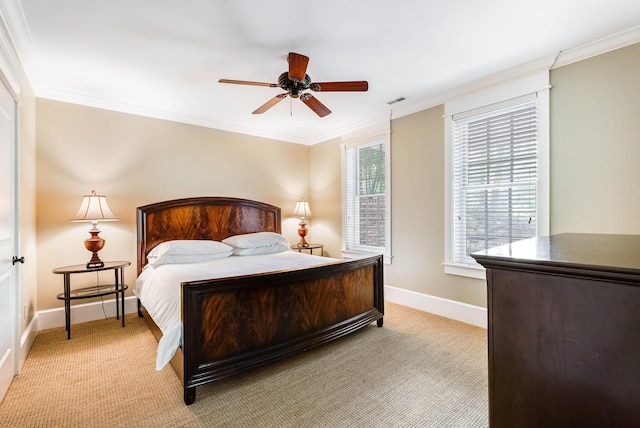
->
[[12, 256, 25, 265]]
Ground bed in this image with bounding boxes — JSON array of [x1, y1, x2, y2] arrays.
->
[[135, 197, 384, 405]]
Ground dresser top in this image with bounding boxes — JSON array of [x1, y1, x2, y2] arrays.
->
[[472, 233, 640, 276]]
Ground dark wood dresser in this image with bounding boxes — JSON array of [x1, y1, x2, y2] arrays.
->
[[472, 233, 640, 427]]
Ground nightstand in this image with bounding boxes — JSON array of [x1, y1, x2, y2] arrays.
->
[[291, 244, 324, 256], [52, 261, 130, 339]]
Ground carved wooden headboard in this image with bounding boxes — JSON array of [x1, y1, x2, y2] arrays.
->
[[136, 197, 281, 275]]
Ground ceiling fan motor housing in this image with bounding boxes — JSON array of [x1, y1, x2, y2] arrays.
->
[[278, 72, 311, 98]]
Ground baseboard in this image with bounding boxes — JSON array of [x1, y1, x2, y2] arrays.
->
[[34, 289, 486, 332], [384, 285, 487, 329], [19, 315, 38, 371], [37, 296, 139, 332]]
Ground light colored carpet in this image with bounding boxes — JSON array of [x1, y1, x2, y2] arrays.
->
[[0, 302, 488, 427]]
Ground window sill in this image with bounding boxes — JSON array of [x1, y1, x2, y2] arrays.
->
[[443, 263, 486, 280]]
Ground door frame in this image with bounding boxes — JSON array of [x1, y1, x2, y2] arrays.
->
[[10, 94, 18, 376], [0, 9, 25, 399], [0, 78, 18, 401]]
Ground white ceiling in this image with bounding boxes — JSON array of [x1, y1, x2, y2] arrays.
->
[[3, 0, 640, 144]]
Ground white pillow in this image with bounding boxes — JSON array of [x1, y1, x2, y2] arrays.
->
[[232, 243, 291, 256], [222, 232, 289, 249], [147, 240, 233, 266]]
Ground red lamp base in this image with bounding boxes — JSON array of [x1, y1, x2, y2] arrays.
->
[[297, 220, 309, 247], [84, 228, 105, 269]]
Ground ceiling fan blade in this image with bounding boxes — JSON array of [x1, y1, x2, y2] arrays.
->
[[252, 94, 287, 114], [219, 79, 278, 87], [288, 52, 309, 82], [310, 81, 369, 92], [301, 94, 331, 117]]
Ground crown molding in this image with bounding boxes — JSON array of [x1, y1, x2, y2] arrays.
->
[[390, 25, 640, 121], [389, 54, 557, 122], [0, 0, 29, 99], [553, 25, 640, 69], [38, 86, 329, 145], [3, 1, 639, 144]]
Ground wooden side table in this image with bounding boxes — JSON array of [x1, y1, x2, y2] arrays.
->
[[291, 243, 324, 256], [52, 261, 130, 339]]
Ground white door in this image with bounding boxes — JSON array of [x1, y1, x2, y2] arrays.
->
[[0, 81, 17, 401]]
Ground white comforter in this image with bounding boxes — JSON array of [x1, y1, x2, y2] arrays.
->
[[134, 250, 336, 370]]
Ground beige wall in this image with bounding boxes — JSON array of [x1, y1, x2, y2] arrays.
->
[[308, 109, 487, 307], [34, 41, 640, 314], [308, 137, 342, 258], [386, 108, 485, 306], [550, 42, 640, 234], [307, 41, 640, 309], [36, 100, 310, 310]]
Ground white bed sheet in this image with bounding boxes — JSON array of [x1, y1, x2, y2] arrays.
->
[[133, 250, 336, 370]]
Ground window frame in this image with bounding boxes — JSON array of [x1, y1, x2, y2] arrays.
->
[[444, 71, 550, 279], [341, 125, 392, 264]]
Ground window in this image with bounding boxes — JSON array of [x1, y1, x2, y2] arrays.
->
[[444, 70, 550, 279], [342, 128, 391, 263], [452, 98, 538, 266]]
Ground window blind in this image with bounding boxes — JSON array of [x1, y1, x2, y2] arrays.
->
[[452, 100, 538, 265], [345, 139, 386, 251]]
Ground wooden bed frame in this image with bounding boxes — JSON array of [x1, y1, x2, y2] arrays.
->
[[136, 197, 384, 404]]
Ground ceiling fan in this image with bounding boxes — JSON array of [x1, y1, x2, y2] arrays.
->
[[219, 52, 368, 117]]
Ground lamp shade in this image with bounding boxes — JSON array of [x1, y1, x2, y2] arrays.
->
[[70, 191, 119, 222], [292, 199, 313, 218]]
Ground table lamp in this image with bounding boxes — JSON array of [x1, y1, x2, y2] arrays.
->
[[69, 190, 119, 268], [291, 198, 313, 247]]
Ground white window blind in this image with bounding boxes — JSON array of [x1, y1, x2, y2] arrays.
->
[[452, 99, 538, 266], [345, 139, 386, 252]]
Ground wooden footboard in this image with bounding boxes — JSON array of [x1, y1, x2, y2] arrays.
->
[[181, 254, 383, 405]]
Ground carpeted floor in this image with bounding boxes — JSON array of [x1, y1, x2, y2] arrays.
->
[[0, 302, 488, 427]]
